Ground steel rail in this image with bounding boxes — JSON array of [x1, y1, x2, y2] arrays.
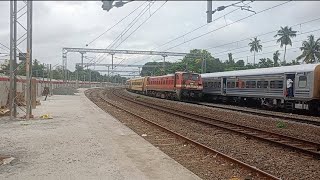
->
[[186, 101, 320, 127], [116, 90, 320, 159], [86, 89, 281, 180]]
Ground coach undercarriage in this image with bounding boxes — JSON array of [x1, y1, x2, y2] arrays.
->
[[203, 94, 319, 113]]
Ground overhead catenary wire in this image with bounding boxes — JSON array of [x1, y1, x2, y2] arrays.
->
[[85, 1, 148, 47], [215, 37, 314, 60], [206, 16, 320, 51], [92, 1, 156, 65], [107, 1, 156, 50], [129, 1, 254, 66], [112, 1, 168, 68], [0, 42, 10, 52], [95, 1, 167, 70], [212, 27, 320, 58], [115, 1, 168, 50], [154, 1, 253, 51], [163, 1, 291, 52], [232, 46, 301, 61]]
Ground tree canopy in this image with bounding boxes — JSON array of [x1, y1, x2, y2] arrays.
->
[[297, 35, 320, 64]]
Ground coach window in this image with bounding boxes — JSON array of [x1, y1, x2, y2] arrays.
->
[[245, 81, 250, 88], [217, 82, 221, 88], [231, 82, 235, 88], [276, 80, 283, 89], [298, 76, 307, 87], [246, 81, 256, 88], [257, 81, 268, 88], [271, 80, 283, 89], [257, 81, 262, 88], [227, 82, 231, 88]]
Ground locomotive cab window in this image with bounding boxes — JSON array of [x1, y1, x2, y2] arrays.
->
[[183, 73, 190, 80], [298, 76, 307, 88], [191, 74, 199, 81]]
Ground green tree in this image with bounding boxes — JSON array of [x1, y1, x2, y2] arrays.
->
[[274, 26, 297, 63], [258, 58, 273, 68], [235, 60, 245, 67], [296, 35, 320, 64], [248, 37, 262, 65], [273, 50, 280, 67], [227, 53, 234, 64]]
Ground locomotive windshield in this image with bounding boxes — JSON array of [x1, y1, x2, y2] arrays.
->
[[191, 74, 199, 81], [182, 73, 200, 81]]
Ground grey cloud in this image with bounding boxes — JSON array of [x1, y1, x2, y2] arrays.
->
[[0, 1, 320, 73]]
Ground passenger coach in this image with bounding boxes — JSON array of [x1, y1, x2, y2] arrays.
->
[[201, 64, 320, 112]]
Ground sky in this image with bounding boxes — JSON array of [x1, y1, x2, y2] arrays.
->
[[0, 1, 320, 77]]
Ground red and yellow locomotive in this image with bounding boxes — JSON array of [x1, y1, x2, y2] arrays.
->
[[126, 72, 203, 100]]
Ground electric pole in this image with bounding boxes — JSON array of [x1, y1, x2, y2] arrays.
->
[[207, 1, 213, 23]]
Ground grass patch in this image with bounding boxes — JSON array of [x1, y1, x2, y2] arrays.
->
[[276, 121, 287, 129]]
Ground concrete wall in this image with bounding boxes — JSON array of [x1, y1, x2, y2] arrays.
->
[[0, 76, 107, 107]]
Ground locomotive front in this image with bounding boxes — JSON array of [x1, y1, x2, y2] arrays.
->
[[177, 72, 203, 99]]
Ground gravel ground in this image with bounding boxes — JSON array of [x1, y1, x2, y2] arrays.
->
[[52, 86, 78, 95], [93, 88, 320, 180], [125, 90, 320, 144], [86, 89, 270, 180]]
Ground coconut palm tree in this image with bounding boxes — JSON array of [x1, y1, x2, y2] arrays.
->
[[297, 35, 320, 64], [273, 50, 280, 67], [248, 37, 262, 65], [274, 26, 297, 63]]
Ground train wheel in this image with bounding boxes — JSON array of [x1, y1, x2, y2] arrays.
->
[[309, 101, 319, 115]]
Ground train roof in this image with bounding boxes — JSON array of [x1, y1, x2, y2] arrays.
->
[[201, 63, 320, 78]]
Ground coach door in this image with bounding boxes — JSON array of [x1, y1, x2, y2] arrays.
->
[[295, 72, 309, 98], [222, 77, 227, 95], [285, 73, 295, 98]]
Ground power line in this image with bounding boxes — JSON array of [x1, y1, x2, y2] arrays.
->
[[85, 1, 147, 47], [212, 27, 320, 58], [233, 46, 301, 61], [154, 1, 253, 51], [206, 16, 320, 51], [108, 1, 156, 49], [129, 1, 254, 66], [92, 1, 155, 65], [163, 1, 291, 51], [0, 42, 10, 52], [115, 1, 167, 50], [216, 38, 311, 60], [112, 1, 168, 69]]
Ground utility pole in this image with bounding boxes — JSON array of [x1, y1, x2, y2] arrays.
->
[[89, 69, 91, 87], [9, 0, 17, 118], [42, 63, 45, 84], [80, 52, 85, 68], [111, 53, 114, 69], [162, 55, 167, 75], [49, 64, 52, 96], [26, 0, 33, 119], [107, 66, 110, 78], [76, 69, 79, 88], [207, 0, 213, 23]]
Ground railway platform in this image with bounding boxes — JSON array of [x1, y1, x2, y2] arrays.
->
[[0, 88, 200, 180]]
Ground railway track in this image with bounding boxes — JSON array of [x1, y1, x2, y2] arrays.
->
[[116, 89, 320, 159], [185, 101, 320, 127], [87, 88, 281, 180]]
